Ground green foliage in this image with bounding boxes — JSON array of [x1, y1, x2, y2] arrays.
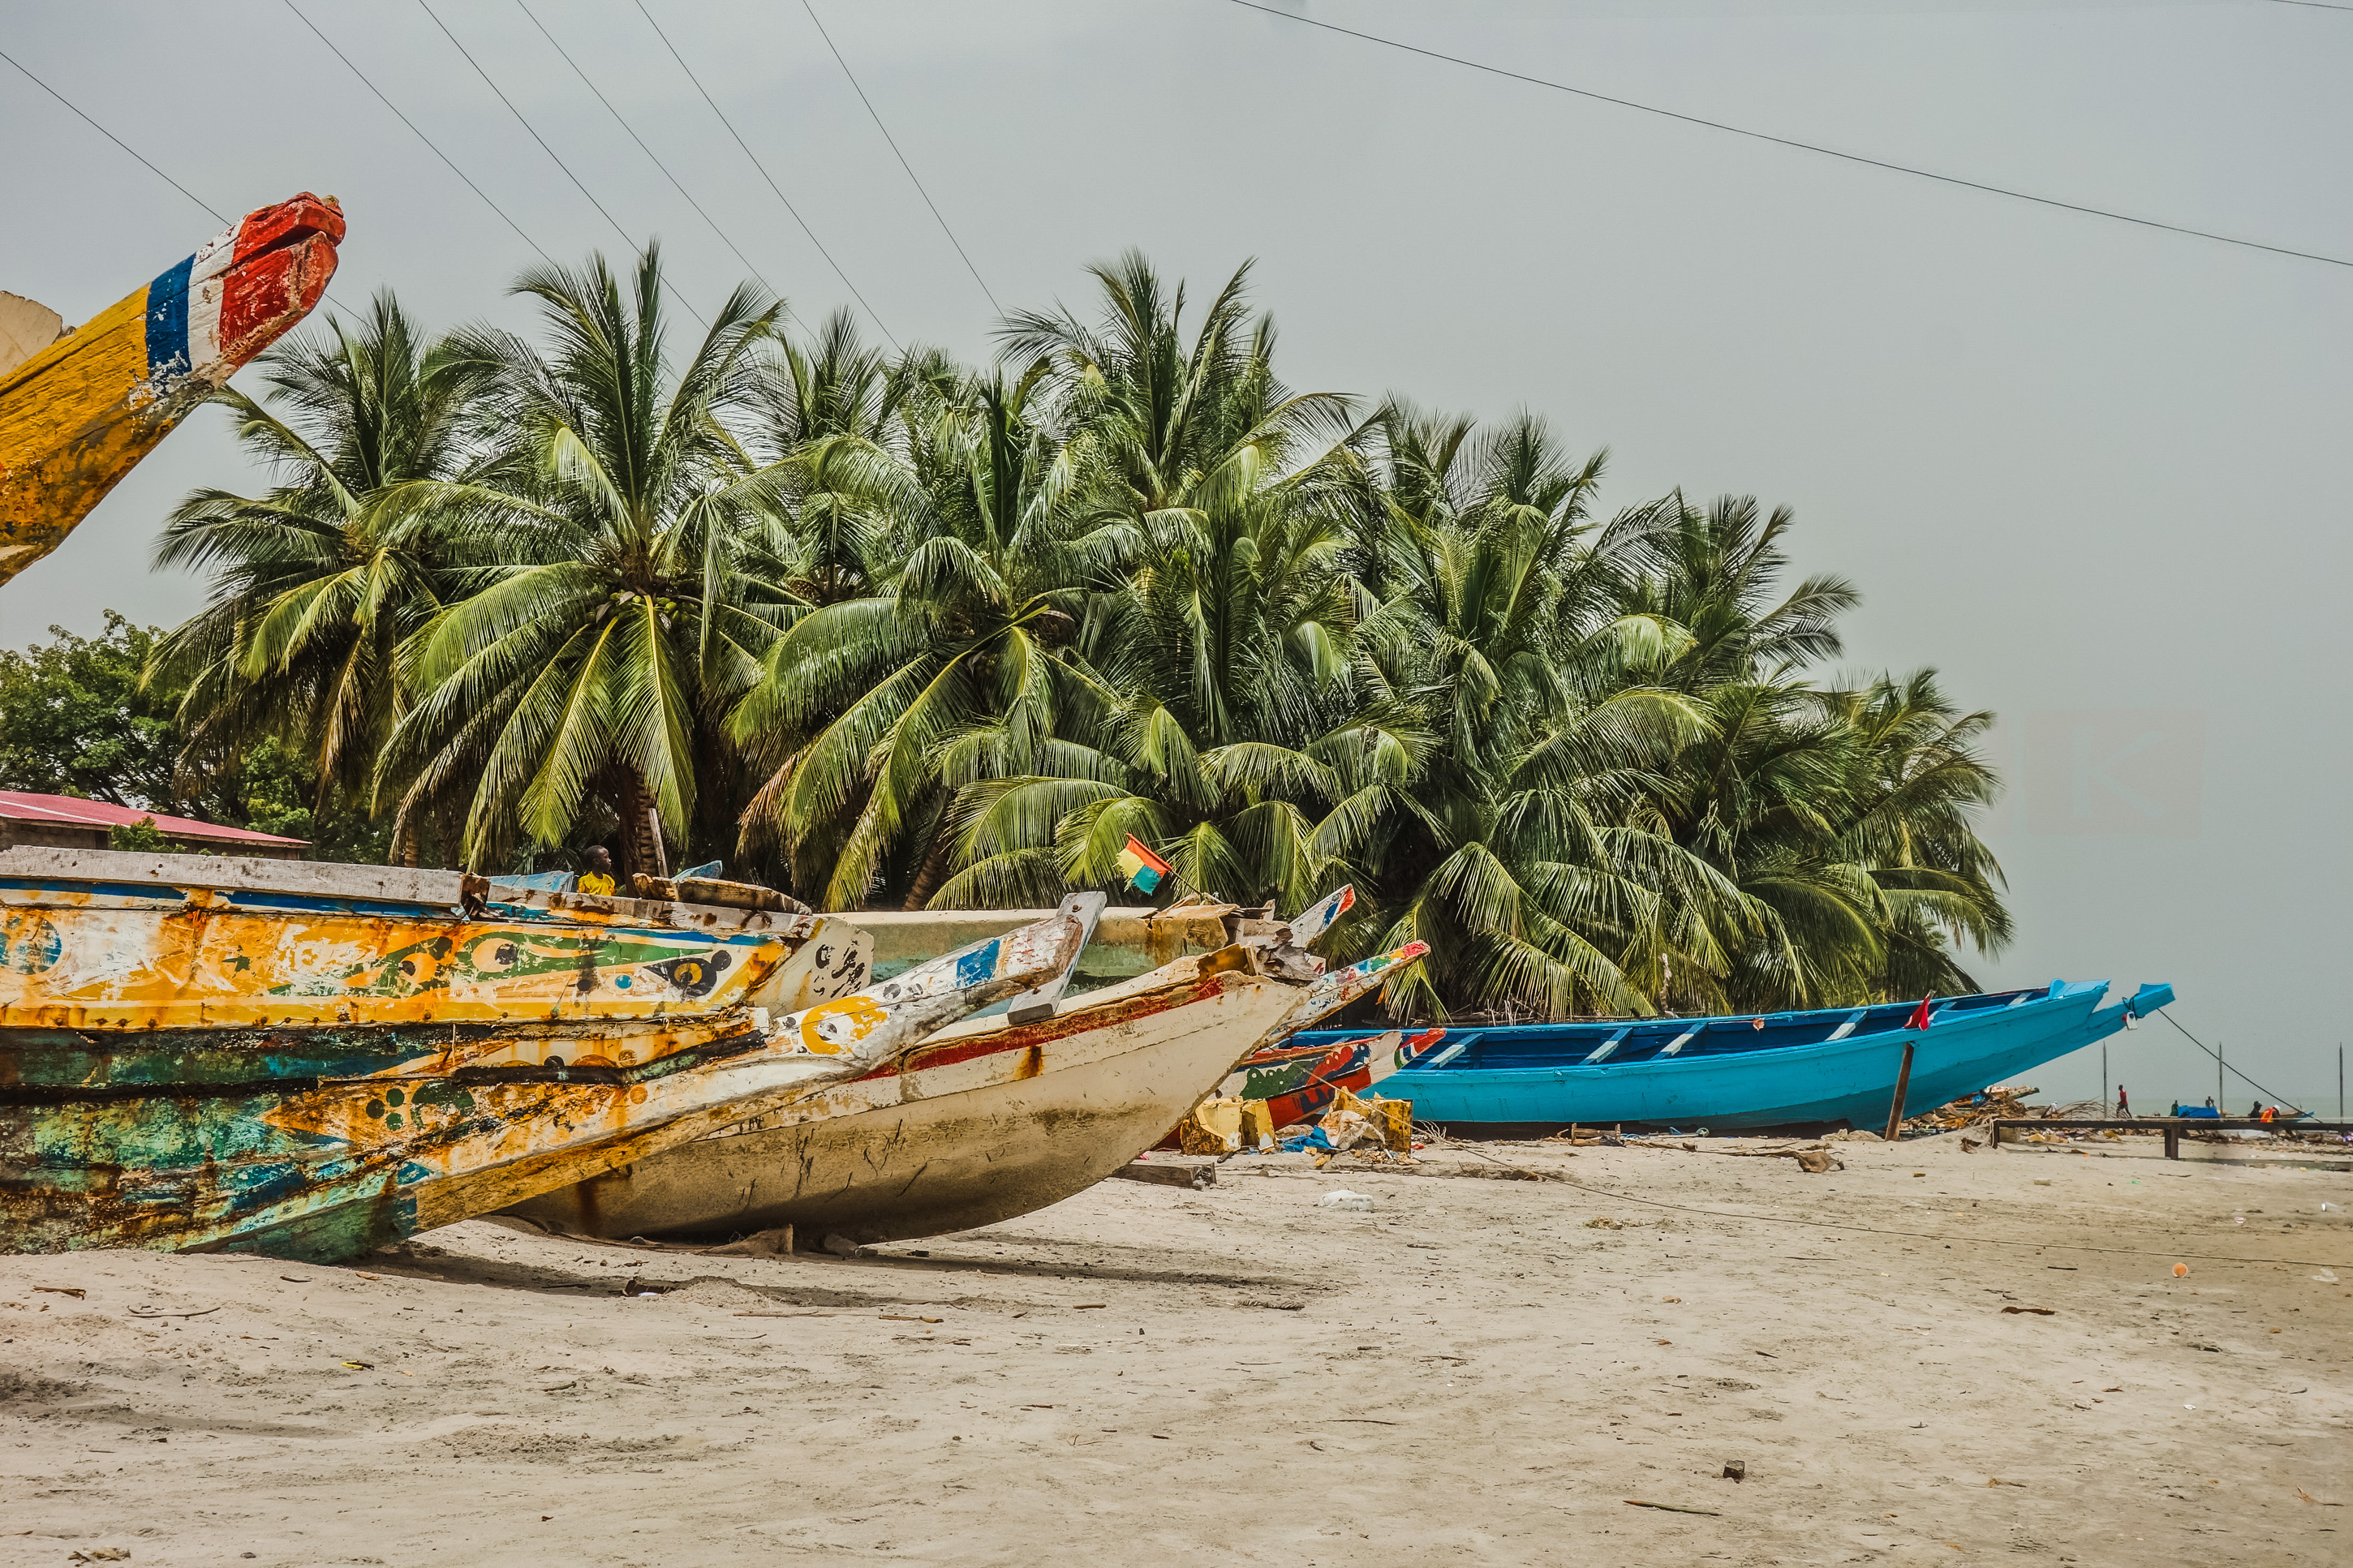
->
[[0, 617, 389, 861], [150, 246, 2011, 1016], [106, 815, 171, 853], [0, 613, 180, 807]]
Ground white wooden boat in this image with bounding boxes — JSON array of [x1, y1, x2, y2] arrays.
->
[[507, 892, 1427, 1244]]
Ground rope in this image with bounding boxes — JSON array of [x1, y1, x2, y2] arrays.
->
[[2157, 1011, 2304, 1111]]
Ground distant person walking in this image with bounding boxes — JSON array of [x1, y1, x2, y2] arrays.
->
[[2115, 1084, 2130, 1116], [577, 846, 617, 897]]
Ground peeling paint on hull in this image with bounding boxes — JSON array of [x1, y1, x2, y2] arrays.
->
[[511, 965, 1300, 1244], [0, 853, 1092, 1260], [512, 921, 1426, 1244]]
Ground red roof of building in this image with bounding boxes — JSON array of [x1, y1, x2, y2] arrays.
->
[[0, 790, 308, 847]]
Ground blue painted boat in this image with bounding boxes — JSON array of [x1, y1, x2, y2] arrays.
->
[[1282, 980, 2174, 1132]]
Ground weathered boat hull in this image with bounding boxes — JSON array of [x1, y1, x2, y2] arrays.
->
[[1350, 981, 2177, 1132], [0, 195, 342, 586], [0, 849, 864, 1040], [510, 958, 1300, 1244], [1, 852, 1082, 1259]]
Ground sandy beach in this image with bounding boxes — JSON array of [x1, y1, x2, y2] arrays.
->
[[3, 1132, 2345, 1566]]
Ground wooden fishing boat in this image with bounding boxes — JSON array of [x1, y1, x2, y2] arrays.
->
[[508, 895, 1427, 1244], [1296, 980, 2177, 1133], [0, 195, 342, 586], [0, 848, 1086, 1259], [1220, 1025, 1446, 1130]]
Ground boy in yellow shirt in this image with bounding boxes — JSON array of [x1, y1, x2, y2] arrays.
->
[[576, 845, 617, 897]]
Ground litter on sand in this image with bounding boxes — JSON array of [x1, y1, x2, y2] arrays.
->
[[1319, 1190, 1375, 1211]]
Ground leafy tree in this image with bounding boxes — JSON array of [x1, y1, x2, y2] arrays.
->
[[106, 816, 170, 852], [0, 613, 180, 808], [0, 616, 389, 860]]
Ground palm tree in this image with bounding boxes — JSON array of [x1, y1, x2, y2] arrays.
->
[[1630, 496, 2010, 1008], [380, 245, 792, 875], [148, 292, 482, 861], [1319, 407, 1750, 1018], [732, 359, 1126, 909]]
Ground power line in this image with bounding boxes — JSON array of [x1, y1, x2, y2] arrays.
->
[[2159, 1011, 2304, 1111], [1225, 0, 2353, 272], [414, 0, 703, 324], [800, 0, 1000, 314], [281, 0, 553, 264], [0, 43, 364, 320], [511, 0, 782, 298], [2263, 0, 2353, 11], [0, 47, 226, 224], [628, 0, 901, 350]]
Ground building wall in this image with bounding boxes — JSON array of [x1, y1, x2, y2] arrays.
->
[[0, 819, 110, 853]]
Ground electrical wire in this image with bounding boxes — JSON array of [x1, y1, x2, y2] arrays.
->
[[2159, 1012, 2305, 1111], [800, 0, 1000, 314], [2263, 0, 2353, 11], [511, 0, 781, 298], [281, 0, 553, 264], [0, 47, 226, 225], [415, 0, 703, 325], [0, 43, 363, 320], [629, 0, 901, 350], [1224, 0, 2353, 273]]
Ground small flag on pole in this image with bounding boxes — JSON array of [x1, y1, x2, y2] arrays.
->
[[1906, 994, 1935, 1032], [1116, 835, 1172, 896]]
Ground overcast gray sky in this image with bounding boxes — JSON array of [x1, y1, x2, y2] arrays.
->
[[4, 0, 2347, 1106]]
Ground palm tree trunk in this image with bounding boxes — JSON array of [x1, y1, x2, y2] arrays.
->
[[903, 820, 954, 911], [616, 770, 669, 880]]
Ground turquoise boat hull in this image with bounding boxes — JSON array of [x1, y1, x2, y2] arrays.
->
[[1290, 980, 2174, 1132]]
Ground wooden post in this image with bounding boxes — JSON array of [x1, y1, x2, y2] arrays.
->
[[1882, 1039, 1918, 1142], [2163, 1123, 2180, 1161]]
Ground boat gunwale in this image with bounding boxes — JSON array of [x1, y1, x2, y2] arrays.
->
[[1298, 984, 2098, 1079]]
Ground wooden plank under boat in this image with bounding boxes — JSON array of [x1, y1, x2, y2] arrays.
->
[[0, 195, 343, 586], [1296, 981, 2178, 1133], [0, 848, 1085, 1260], [507, 907, 1430, 1244]]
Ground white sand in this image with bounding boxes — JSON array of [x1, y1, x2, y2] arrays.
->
[[2, 1133, 2346, 1565]]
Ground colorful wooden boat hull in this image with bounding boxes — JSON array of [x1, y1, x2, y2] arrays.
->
[[0, 851, 1085, 1259], [0, 195, 342, 586], [1220, 1026, 1445, 1129], [508, 948, 1301, 1244], [1314, 980, 2176, 1132]]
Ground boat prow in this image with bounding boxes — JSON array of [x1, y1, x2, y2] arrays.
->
[[0, 193, 344, 586]]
